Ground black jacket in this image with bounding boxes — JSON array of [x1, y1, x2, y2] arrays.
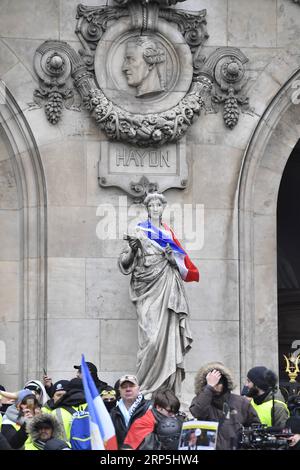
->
[[110, 398, 151, 449], [190, 362, 260, 450], [0, 432, 11, 450]]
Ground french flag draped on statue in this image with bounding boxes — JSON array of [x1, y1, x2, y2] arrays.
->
[[138, 220, 199, 283], [81, 355, 118, 450]]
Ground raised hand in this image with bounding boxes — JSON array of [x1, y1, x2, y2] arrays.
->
[[43, 375, 52, 388], [128, 237, 140, 253], [164, 243, 176, 266], [206, 369, 222, 388]]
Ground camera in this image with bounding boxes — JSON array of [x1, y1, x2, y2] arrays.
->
[[239, 424, 293, 450], [287, 394, 300, 417]]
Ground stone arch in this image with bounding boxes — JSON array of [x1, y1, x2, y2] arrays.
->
[[238, 65, 300, 382], [0, 83, 47, 388]]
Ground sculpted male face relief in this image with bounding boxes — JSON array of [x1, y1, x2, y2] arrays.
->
[[122, 36, 166, 97]]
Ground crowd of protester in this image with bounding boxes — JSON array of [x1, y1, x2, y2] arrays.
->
[[0, 361, 299, 450]]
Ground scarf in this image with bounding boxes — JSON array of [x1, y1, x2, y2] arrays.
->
[[118, 394, 144, 427]]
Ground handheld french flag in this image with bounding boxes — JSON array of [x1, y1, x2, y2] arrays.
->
[[138, 220, 199, 282], [81, 355, 118, 450]]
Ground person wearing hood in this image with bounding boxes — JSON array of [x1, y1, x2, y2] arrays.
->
[[24, 380, 49, 407], [244, 366, 289, 428], [73, 362, 113, 394], [190, 362, 260, 450], [51, 378, 87, 442], [1, 390, 41, 449], [25, 413, 69, 450]]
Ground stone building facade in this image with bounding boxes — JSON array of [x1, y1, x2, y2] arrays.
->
[[0, 0, 300, 402]]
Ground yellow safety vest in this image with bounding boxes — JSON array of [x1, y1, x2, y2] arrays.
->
[[52, 404, 88, 442], [41, 405, 52, 414], [250, 399, 289, 426], [0, 413, 2, 430], [24, 439, 39, 450]]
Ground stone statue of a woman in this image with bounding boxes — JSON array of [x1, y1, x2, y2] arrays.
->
[[119, 192, 199, 395]]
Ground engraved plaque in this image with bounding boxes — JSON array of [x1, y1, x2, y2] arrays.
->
[[98, 138, 188, 198]]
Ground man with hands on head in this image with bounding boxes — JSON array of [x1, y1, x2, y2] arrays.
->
[[190, 362, 260, 450]]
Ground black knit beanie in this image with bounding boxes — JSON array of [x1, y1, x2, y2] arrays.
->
[[247, 366, 270, 391]]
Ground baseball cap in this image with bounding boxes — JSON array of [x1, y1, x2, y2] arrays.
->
[[119, 375, 139, 386], [74, 362, 98, 375], [53, 380, 69, 393]]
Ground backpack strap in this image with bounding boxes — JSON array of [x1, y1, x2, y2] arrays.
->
[[56, 408, 68, 442], [61, 405, 77, 415]]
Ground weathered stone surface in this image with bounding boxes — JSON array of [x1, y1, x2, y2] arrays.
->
[[253, 263, 278, 369], [0, 40, 18, 78], [23, 108, 63, 149], [48, 258, 86, 318], [0, 130, 11, 163], [0, 0, 59, 40], [189, 208, 237, 260], [185, 260, 239, 321], [0, 321, 20, 375], [182, 0, 228, 47], [86, 139, 125, 207], [0, 159, 18, 210], [0, 210, 20, 261], [259, 125, 298, 177], [247, 71, 282, 117], [253, 168, 282, 216], [0, 262, 19, 322], [59, 0, 79, 42], [48, 206, 103, 258], [228, 0, 276, 48], [2, 38, 49, 79], [2, 63, 36, 111], [47, 319, 99, 371], [86, 258, 136, 320], [266, 50, 300, 87], [186, 319, 240, 373], [277, 0, 300, 47], [100, 319, 138, 371], [253, 214, 276, 265], [40, 139, 86, 207], [191, 144, 243, 209]]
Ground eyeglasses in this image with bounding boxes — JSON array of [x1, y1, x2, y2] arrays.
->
[[164, 408, 175, 416]]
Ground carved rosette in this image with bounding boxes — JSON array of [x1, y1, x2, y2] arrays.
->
[[196, 48, 251, 129], [33, 42, 81, 124]]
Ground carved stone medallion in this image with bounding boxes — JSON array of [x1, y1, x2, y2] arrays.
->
[[32, 0, 252, 174], [94, 16, 193, 115]]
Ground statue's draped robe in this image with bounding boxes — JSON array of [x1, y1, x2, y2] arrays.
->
[[119, 225, 193, 395]]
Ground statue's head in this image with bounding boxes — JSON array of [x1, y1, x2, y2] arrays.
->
[[122, 36, 166, 97], [144, 192, 167, 219]]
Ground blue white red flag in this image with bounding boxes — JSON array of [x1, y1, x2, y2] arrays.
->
[[137, 220, 199, 282], [81, 354, 118, 450]]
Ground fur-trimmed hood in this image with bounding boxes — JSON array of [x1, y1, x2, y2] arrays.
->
[[194, 362, 235, 395], [27, 413, 62, 442]]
